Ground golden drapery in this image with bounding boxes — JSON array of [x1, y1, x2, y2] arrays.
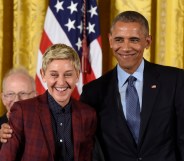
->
[[0, 0, 184, 116], [0, 0, 48, 115]]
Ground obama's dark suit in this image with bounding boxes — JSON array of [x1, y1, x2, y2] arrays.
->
[[81, 60, 184, 161]]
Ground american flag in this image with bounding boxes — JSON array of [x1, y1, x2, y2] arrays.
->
[[35, 0, 102, 99]]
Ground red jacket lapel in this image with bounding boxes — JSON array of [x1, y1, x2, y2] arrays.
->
[[37, 92, 55, 158]]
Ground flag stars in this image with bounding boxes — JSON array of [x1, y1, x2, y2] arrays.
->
[[87, 22, 95, 34], [67, 1, 78, 14], [77, 22, 83, 34], [54, 0, 64, 13], [65, 18, 76, 32], [88, 5, 98, 18], [76, 37, 82, 50]]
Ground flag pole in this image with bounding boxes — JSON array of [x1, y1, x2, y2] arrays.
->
[[82, 0, 89, 74]]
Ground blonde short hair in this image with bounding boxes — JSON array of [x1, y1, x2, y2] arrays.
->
[[42, 44, 81, 73]]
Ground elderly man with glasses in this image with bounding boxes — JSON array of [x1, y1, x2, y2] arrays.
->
[[0, 67, 37, 144]]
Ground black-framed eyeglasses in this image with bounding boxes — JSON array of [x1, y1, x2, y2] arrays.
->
[[3, 91, 35, 101]]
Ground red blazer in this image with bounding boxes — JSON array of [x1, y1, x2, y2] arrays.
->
[[0, 91, 97, 161]]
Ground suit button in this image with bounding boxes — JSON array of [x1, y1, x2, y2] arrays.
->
[[137, 158, 142, 161]]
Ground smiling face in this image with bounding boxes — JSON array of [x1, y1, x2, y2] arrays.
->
[[109, 21, 152, 74], [41, 59, 79, 107]]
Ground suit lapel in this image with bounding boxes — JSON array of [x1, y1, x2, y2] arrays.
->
[[108, 68, 126, 120], [37, 92, 55, 159], [71, 99, 81, 161], [139, 61, 160, 145]]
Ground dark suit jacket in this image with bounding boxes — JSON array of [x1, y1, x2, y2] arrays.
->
[[80, 60, 184, 161], [0, 113, 8, 148], [92, 136, 105, 161], [0, 91, 97, 161], [0, 113, 8, 127]]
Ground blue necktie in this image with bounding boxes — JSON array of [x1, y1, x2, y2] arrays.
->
[[126, 76, 140, 144]]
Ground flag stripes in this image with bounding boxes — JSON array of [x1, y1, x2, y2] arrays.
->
[[36, 0, 102, 99]]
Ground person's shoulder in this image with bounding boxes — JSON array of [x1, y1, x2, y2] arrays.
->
[[83, 67, 116, 87], [145, 60, 184, 73], [95, 67, 116, 81]]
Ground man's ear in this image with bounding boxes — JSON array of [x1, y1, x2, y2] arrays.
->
[[145, 35, 152, 49], [1, 93, 5, 105], [108, 33, 113, 48], [1, 93, 8, 109]]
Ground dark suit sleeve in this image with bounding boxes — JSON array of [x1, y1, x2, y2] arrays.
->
[[81, 85, 105, 161], [92, 136, 105, 161], [0, 102, 24, 160], [80, 84, 96, 106], [175, 69, 184, 160]]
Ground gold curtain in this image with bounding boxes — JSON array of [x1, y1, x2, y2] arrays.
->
[[0, 0, 184, 116], [155, 0, 184, 67], [0, 0, 48, 115]]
